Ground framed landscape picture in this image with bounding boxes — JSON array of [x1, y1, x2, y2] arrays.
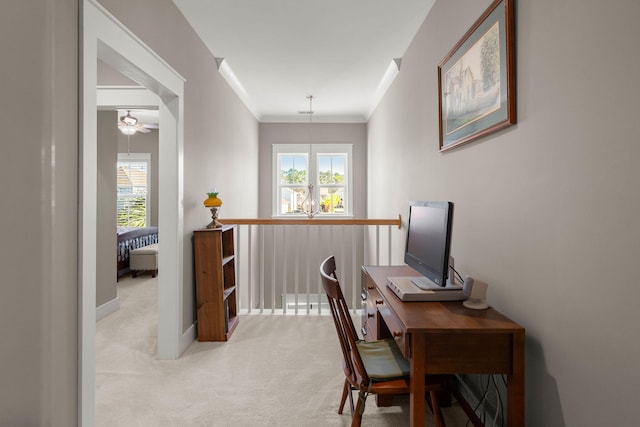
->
[[438, 0, 516, 151]]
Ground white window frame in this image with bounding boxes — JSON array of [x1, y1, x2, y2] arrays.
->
[[117, 152, 151, 226], [272, 143, 352, 217]]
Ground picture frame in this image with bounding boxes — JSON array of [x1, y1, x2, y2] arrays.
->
[[438, 0, 516, 151]]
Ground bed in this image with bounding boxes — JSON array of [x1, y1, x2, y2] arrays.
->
[[117, 226, 159, 280]]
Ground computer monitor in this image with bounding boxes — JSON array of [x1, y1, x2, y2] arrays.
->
[[404, 201, 459, 290]]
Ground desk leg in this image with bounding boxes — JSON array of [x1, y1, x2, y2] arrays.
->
[[410, 334, 426, 427], [507, 330, 526, 426]]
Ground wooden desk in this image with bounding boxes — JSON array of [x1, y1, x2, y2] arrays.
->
[[361, 266, 525, 427]]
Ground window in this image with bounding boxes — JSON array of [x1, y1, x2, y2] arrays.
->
[[273, 144, 352, 217], [117, 153, 151, 227]]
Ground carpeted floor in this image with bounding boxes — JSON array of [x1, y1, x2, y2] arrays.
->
[[96, 275, 469, 426]]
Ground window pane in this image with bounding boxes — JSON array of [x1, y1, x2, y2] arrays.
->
[[280, 187, 308, 214], [117, 196, 147, 227], [280, 155, 307, 184], [319, 187, 345, 214], [117, 160, 148, 226], [318, 154, 345, 184], [273, 144, 351, 217]]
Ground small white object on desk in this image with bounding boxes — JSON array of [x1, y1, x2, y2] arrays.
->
[[462, 276, 489, 310]]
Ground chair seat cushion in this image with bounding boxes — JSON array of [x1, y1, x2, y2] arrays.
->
[[356, 339, 410, 381]]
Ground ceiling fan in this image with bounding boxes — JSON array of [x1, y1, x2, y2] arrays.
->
[[118, 110, 157, 135]]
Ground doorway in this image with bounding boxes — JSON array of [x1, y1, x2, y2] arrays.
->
[[98, 89, 159, 314], [81, 1, 186, 424]]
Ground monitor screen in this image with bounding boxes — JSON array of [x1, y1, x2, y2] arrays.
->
[[404, 201, 454, 289]]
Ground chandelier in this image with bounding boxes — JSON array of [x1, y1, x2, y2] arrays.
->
[[302, 95, 319, 218]]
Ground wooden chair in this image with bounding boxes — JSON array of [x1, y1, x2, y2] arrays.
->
[[320, 255, 448, 427]]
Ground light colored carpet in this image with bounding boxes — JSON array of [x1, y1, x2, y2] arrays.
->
[[96, 275, 469, 426]]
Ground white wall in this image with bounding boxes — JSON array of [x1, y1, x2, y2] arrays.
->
[[368, 0, 640, 425]]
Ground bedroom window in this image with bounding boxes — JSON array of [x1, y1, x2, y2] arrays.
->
[[117, 153, 151, 227], [273, 144, 352, 217]]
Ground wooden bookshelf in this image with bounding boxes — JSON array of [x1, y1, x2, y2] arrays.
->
[[193, 225, 239, 341]]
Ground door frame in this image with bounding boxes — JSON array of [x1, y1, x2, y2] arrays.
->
[[81, 1, 186, 424]]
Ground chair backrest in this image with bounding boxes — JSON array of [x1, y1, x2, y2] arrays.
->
[[320, 255, 370, 387]]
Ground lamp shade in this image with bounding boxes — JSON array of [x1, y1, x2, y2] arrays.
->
[[120, 125, 137, 135]]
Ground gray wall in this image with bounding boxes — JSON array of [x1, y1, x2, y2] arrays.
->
[[5, 0, 638, 424], [259, 123, 367, 218], [97, 0, 260, 330], [98, 58, 137, 85], [0, 0, 78, 425], [97, 111, 118, 307], [0, 0, 259, 423], [367, 0, 640, 425]]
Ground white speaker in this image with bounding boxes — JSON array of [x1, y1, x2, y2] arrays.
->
[[462, 277, 489, 310]]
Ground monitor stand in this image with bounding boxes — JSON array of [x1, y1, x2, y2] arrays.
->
[[387, 276, 467, 301], [410, 276, 463, 291]]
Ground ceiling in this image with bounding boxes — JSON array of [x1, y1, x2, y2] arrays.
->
[[172, 0, 435, 123]]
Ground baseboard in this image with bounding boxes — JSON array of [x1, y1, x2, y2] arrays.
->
[[180, 322, 196, 355], [96, 297, 120, 321]]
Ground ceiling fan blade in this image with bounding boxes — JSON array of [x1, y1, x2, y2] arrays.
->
[[142, 123, 159, 130], [136, 126, 151, 133]]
